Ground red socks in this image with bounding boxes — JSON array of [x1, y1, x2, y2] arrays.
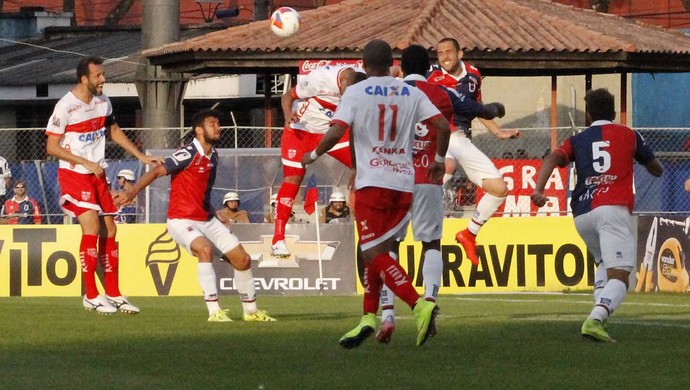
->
[[80, 234, 99, 299], [370, 252, 420, 309], [100, 237, 121, 297], [273, 182, 299, 244], [362, 265, 382, 314]]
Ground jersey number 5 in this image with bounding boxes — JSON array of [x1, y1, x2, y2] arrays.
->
[[592, 141, 611, 173], [377, 104, 398, 142]]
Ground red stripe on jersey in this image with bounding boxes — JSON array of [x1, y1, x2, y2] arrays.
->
[[312, 96, 338, 112], [65, 116, 106, 134]]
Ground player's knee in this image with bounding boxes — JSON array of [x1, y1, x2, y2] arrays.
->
[[607, 267, 632, 289], [483, 178, 509, 197], [194, 245, 215, 262], [232, 253, 251, 270]]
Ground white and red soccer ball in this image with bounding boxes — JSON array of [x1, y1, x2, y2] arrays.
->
[[270, 7, 300, 38]]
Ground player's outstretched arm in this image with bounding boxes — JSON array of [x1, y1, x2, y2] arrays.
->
[[427, 115, 452, 182], [531, 150, 567, 207], [301, 122, 348, 166], [645, 158, 663, 178], [109, 123, 164, 165], [478, 117, 520, 140], [113, 164, 168, 207]]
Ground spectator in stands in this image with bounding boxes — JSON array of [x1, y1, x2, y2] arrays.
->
[[319, 191, 351, 223], [217, 191, 250, 225], [1, 179, 42, 224], [0, 155, 11, 203], [502, 151, 514, 159], [516, 149, 529, 159], [114, 169, 137, 224]]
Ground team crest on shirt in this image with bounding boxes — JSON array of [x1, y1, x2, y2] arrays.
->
[[81, 191, 91, 201], [288, 149, 297, 159], [51, 116, 60, 128]]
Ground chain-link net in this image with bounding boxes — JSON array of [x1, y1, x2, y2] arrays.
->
[[1, 126, 688, 224]]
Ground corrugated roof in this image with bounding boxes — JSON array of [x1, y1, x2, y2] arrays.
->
[[0, 27, 220, 86], [145, 0, 690, 55]]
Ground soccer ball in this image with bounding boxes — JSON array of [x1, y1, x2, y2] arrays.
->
[[270, 7, 300, 38]]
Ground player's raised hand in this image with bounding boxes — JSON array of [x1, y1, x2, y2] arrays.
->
[[495, 129, 521, 140], [530, 191, 548, 207]]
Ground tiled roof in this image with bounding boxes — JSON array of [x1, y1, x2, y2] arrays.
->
[[144, 0, 690, 58]]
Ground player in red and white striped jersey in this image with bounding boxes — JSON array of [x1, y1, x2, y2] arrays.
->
[[271, 65, 363, 257], [46, 57, 161, 314]]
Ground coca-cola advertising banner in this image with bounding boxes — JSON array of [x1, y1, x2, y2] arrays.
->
[[477, 159, 570, 217], [299, 59, 364, 75]]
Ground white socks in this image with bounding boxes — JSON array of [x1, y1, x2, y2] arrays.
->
[[467, 193, 506, 235], [234, 269, 258, 314], [593, 263, 608, 303], [198, 263, 220, 315], [589, 278, 627, 322], [423, 249, 442, 301]]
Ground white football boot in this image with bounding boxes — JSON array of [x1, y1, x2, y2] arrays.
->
[[83, 295, 117, 314], [106, 295, 140, 314], [270, 240, 290, 258]]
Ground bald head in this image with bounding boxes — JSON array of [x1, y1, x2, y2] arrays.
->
[[339, 69, 367, 94], [363, 39, 393, 76]]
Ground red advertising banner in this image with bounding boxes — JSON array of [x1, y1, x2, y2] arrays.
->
[[476, 159, 569, 217]]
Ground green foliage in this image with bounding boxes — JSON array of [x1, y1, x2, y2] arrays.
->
[[1, 294, 689, 389]]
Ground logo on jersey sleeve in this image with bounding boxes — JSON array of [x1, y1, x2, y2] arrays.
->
[[171, 148, 193, 165]]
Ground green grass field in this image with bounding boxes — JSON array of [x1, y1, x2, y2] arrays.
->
[[1, 293, 690, 389]]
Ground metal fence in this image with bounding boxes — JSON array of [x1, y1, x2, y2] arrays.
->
[[1, 126, 689, 224]]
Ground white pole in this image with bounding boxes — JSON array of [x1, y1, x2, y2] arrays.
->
[[314, 200, 324, 295]]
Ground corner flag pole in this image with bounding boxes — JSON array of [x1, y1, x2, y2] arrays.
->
[[314, 200, 324, 295]]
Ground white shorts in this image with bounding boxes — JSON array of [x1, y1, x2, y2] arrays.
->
[[409, 184, 444, 242], [445, 132, 502, 186], [167, 217, 240, 255], [573, 205, 634, 270]]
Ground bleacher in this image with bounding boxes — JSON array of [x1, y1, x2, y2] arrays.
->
[[7, 159, 144, 224]]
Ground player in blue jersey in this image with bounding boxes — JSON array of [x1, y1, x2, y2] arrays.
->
[[532, 88, 663, 342], [428, 37, 521, 265], [114, 109, 275, 323]]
